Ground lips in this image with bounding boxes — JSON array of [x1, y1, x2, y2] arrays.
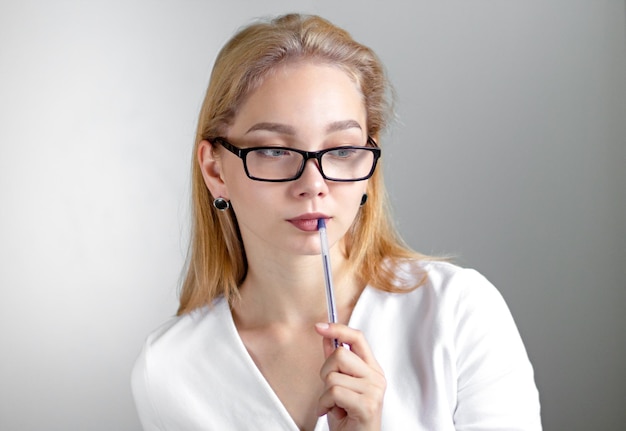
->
[[287, 213, 329, 232]]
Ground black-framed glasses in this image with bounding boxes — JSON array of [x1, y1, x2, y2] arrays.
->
[[211, 137, 381, 182]]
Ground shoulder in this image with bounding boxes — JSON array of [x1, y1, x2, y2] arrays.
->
[[365, 259, 504, 313], [131, 297, 234, 429], [380, 259, 535, 384], [143, 303, 215, 349], [137, 297, 230, 366], [131, 297, 232, 400], [356, 259, 519, 354], [421, 260, 507, 311], [358, 260, 541, 430]]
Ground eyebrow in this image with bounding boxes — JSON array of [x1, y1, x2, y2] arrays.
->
[[325, 120, 363, 134], [245, 120, 363, 136], [245, 123, 296, 135]]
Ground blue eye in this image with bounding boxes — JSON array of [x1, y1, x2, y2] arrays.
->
[[327, 148, 357, 158], [254, 148, 291, 158]]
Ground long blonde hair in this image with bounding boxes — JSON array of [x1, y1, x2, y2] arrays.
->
[[178, 13, 427, 315]]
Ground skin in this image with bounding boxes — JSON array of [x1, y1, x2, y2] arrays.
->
[[198, 62, 386, 431]]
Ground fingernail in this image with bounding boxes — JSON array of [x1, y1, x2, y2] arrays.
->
[[315, 322, 330, 330]]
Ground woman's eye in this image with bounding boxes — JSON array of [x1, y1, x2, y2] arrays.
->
[[254, 148, 291, 158], [328, 148, 356, 158]]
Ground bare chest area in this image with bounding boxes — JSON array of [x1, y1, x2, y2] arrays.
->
[[239, 326, 326, 431]]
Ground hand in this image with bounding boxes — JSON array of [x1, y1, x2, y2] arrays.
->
[[314, 323, 386, 431]]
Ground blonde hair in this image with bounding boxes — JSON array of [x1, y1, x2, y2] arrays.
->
[[178, 13, 427, 315]]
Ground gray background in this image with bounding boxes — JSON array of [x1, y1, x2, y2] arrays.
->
[[1, 1, 624, 430]]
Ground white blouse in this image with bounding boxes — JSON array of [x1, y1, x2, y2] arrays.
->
[[132, 260, 542, 430]]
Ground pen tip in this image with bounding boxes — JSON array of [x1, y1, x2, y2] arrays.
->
[[317, 218, 325, 230]]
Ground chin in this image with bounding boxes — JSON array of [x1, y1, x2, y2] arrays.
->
[[285, 237, 324, 257]]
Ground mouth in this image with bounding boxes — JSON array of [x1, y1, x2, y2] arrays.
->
[[287, 213, 330, 232]]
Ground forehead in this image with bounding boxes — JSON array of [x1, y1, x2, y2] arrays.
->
[[229, 62, 367, 137]]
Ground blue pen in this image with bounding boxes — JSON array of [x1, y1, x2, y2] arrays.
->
[[317, 218, 339, 349]]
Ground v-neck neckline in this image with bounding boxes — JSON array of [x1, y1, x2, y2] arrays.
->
[[218, 285, 373, 431]]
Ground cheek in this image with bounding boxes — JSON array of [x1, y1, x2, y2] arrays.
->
[[220, 158, 250, 198], [335, 183, 368, 220], [227, 179, 277, 219], [346, 182, 369, 206]]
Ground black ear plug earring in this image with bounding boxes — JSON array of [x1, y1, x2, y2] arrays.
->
[[213, 197, 230, 211], [360, 194, 368, 206]]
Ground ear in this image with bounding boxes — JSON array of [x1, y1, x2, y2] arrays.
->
[[198, 140, 229, 200]]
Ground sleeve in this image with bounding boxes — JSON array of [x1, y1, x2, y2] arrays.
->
[[131, 341, 164, 431], [450, 269, 542, 431]]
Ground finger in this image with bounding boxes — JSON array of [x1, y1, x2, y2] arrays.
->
[[315, 323, 382, 372], [317, 383, 382, 424], [320, 361, 387, 408], [320, 346, 373, 382], [317, 384, 354, 417], [321, 369, 373, 395], [316, 322, 344, 359], [320, 332, 335, 359]]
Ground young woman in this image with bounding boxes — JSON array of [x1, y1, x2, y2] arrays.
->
[[132, 13, 541, 431]]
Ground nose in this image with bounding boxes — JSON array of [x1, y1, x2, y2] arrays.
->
[[292, 158, 328, 198]]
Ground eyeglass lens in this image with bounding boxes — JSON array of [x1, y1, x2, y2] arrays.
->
[[245, 147, 376, 181]]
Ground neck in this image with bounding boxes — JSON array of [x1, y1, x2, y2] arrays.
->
[[232, 244, 362, 328]]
